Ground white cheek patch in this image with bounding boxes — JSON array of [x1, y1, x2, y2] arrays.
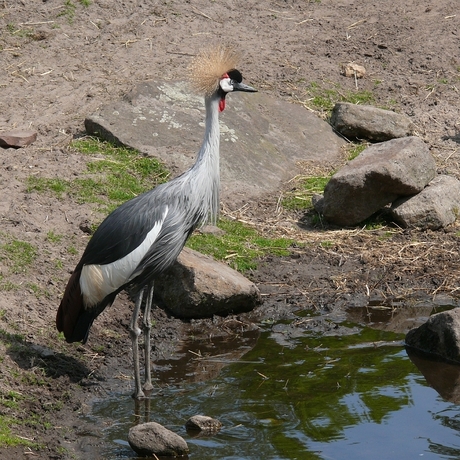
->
[[219, 77, 234, 93], [80, 207, 168, 307]]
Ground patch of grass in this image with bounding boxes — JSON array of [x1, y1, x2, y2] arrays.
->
[[91, 345, 105, 353], [56, 446, 70, 456], [0, 391, 23, 410], [377, 231, 395, 240], [58, 0, 77, 22], [362, 213, 388, 230], [6, 24, 35, 39], [54, 260, 64, 270], [385, 99, 398, 109], [304, 81, 375, 116], [27, 283, 51, 299], [57, 0, 91, 23], [27, 137, 170, 215], [0, 341, 44, 449], [73, 139, 169, 213], [0, 416, 36, 448], [282, 175, 331, 211], [21, 369, 46, 387], [27, 414, 52, 429], [0, 389, 48, 449], [26, 177, 69, 197], [347, 90, 375, 105], [346, 142, 368, 161], [0, 275, 18, 291], [46, 231, 63, 244], [187, 219, 296, 271], [0, 239, 37, 274]]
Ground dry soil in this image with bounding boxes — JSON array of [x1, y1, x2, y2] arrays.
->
[[1, 1, 460, 458]]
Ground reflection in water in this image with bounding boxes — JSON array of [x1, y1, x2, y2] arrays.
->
[[84, 325, 460, 459], [154, 329, 260, 384], [346, 294, 459, 334], [406, 346, 460, 403]]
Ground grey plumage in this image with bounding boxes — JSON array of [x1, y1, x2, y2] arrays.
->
[[56, 46, 257, 399]]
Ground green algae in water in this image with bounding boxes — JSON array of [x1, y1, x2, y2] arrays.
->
[[88, 326, 460, 459]]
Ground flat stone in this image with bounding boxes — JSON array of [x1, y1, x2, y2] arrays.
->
[[85, 80, 345, 204], [0, 129, 37, 148]]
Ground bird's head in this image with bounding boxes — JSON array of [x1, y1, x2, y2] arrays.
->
[[189, 45, 257, 112], [217, 68, 257, 112]]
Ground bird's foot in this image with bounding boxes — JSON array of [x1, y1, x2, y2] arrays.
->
[[143, 381, 154, 392], [132, 388, 147, 400]]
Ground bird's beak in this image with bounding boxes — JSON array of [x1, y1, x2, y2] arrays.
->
[[232, 81, 258, 92]]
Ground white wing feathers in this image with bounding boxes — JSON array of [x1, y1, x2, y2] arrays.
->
[[80, 207, 168, 307]]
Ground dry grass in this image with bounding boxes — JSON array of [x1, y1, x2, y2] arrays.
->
[[222, 177, 460, 301]]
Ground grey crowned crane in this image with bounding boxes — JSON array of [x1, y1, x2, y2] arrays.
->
[[56, 45, 257, 399]]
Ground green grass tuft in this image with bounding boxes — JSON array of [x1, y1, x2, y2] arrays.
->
[[46, 231, 63, 244], [187, 219, 296, 272], [0, 239, 37, 274], [0, 275, 18, 291], [346, 142, 368, 161], [26, 177, 69, 196], [0, 417, 35, 447], [304, 81, 375, 116], [282, 175, 331, 211]]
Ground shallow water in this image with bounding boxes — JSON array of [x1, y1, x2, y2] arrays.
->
[[84, 316, 460, 460]]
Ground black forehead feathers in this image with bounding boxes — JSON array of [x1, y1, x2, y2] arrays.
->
[[227, 69, 243, 83]]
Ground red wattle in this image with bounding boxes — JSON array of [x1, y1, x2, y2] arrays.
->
[[219, 98, 226, 112]]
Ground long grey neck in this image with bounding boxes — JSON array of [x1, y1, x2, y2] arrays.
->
[[189, 93, 221, 225]]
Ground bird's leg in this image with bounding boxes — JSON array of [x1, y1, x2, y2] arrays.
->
[[129, 287, 145, 399], [142, 281, 154, 392]]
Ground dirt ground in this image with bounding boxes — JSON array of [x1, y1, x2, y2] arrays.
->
[[1, 0, 460, 458]]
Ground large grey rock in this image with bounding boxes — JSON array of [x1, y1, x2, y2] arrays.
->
[[85, 80, 345, 204], [330, 102, 415, 142], [406, 309, 460, 363], [391, 175, 460, 229], [320, 136, 436, 226], [155, 247, 261, 318], [128, 422, 188, 457]]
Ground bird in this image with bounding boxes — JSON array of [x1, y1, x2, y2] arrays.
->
[[56, 45, 257, 399]]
